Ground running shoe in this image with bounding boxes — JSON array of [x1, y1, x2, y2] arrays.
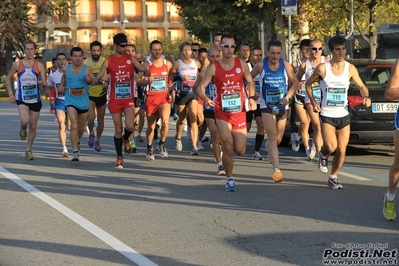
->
[[136, 135, 144, 142], [61, 148, 69, 158], [19, 126, 27, 140], [173, 113, 179, 121], [88, 134, 95, 148], [225, 178, 236, 192], [130, 140, 137, 153], [134, 122, 139, 130], [25, 150, 34, 160], [175, 138, 183, 151], [183, 122, 188, 132], [383, 195, 396, 221], [252, 151, 264, 160], [190, 146, 200, 156], [201, 136, 209, 143], [209, 138, 213, 148], [291, 132, 300, 152], [327, 177, 343, 189], [159, 145, 169, 158], [146, 149, 155, 161], [308, 138, 317, 161], [94, 140, 101, 152], [71, 151, 79, 162], [318, 152, 328, 173], [114, 157, 123, 169], [197, 141, 204, 150], [217, 165, 226, 176], [272, 168, 283, 182], [124, 138, 132, 154]]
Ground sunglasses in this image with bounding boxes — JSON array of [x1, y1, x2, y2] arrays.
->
[[192, 49, 199, 52], [118, 44, 128, 48], [311, 47, 323, 51], [221, 44, 236, 49]]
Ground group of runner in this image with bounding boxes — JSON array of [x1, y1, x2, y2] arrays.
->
[[6, 34, 399, 221]]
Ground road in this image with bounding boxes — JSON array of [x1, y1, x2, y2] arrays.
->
[[0, 101, 398, 266]]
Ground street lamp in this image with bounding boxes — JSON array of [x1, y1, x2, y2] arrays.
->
[[113, 15, 129, 33]]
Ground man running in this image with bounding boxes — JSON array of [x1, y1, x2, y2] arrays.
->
[[169, 41, 202, 155], [6, 40, 47, 160], [86, 41, 107, 152], [290, 39, 311, 154], [48, 52, 69, 157], [246, 46, 265, 160], [296, 39, 328, 161], [305, 35, 371, 189], [196, 34, 257, 191], [194, 46, 226, 176], [383, 58, 399, 220], [59, 47, 95, 161], [140, 40, 173, 160], [251, 39, 299, 182], [97, 33, 150, 169]]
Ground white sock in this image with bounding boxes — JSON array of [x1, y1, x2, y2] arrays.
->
[[386, 191, 395, 201], [227, 176, 233, 180], [217, 162, 223, 168], [329, 175, 337, 180]]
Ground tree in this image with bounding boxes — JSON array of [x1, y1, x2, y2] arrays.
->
[[0, 0, 76, 75]]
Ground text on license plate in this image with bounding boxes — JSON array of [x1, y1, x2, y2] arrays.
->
[[372, 102, 398, 113]]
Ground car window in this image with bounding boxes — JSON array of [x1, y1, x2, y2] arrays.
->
[[351, 66, 391, 88]]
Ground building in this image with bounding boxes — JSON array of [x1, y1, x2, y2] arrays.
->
[[30, 0, 187, 64]]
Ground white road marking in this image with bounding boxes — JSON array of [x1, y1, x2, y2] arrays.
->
[[0, 166, 158, 266], [338, 171, 371, 181]]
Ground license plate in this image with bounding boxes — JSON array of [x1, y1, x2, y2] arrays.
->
[[372, 102, 398, 113]]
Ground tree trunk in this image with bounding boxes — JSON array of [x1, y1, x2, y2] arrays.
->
[[276, 6, 287, 60], [4, 38, 14, 88]]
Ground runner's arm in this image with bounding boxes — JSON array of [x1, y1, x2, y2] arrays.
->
[[349, 64, 371, 107], [385, 60, 399, 101]]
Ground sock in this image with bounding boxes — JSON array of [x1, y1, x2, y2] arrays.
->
[[329, 175, 337, 180], [159, 140, 164, 146], [255, 133, 264, 152], [21, 125, 27, 129], [123, 129, 132, 141], [386, 191, 395, 201], [227, 176, 233, 180], [114, 136, 123, 157], [217, 162, 223, 168], [273, 166, 280, 171]]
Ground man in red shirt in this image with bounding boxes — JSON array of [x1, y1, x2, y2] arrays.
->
[[97, 33, 150, 169], [196, 34, 257, 192]]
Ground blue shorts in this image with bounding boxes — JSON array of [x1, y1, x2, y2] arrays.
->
[[54, 98, 67, 113]]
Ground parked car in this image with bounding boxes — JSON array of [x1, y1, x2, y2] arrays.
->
[[281, 59, 396, 146]]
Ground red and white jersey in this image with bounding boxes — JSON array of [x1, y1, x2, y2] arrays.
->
[[107, 53, 135, 101], [48, 69, 64, 100], [214, 58, 246, 113]]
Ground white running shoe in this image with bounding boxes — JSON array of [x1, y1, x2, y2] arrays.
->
[[291, 132, 300, 152]]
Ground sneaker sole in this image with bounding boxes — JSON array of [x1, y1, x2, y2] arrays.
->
[[217, 171, 226, 176], [327, 180, 343, 189]]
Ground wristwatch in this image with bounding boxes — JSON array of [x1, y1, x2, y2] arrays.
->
[[249, 96, 255, 100]]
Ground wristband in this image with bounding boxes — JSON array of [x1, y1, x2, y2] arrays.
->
[[248, 96, 255, 101]]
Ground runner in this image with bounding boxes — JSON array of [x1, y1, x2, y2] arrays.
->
[[140, 40, 173, 160], [212, 33, 223, 50], [47, 52, 69, 157], [47, 57, 58, 117], [96, 33, 151, 168], [59, 47, 95, 161], [246, 46, 265, 160], [239, 43, 250, 63], [251, 39, 300, 182], [85, 41, 107, 152], [169, 41, 202, 155], [5, 40, 47, 160], [305, 35, 371, 189], [383, 58, 399, 220], [290, 39, 311, 154], [194, 46, 226, 176], [191, 42, 200, 59], [296, 39, 329, 161], [196, 34, 257, 191]]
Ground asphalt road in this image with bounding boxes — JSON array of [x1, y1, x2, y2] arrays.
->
[[0, 100, 398, 266]]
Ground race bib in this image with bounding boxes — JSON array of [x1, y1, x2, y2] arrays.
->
[[255, 80, 260, 93], [182, 75, 196, 91], [221, 92, 241, 113], [266, 89, 284, 105], [312, 84, 321, 103], [56, 83, 64, 98], [115, 82, 132, 99], [22, 85, 37, 100], [69, 87, 84, 96], [326, 87, 346, 107], [150, 76, 167, 92]]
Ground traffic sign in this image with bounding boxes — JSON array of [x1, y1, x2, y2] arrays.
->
[[281, 0, 297, 15]]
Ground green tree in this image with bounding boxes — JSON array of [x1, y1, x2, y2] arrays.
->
[[0, 0, 76, 75]]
